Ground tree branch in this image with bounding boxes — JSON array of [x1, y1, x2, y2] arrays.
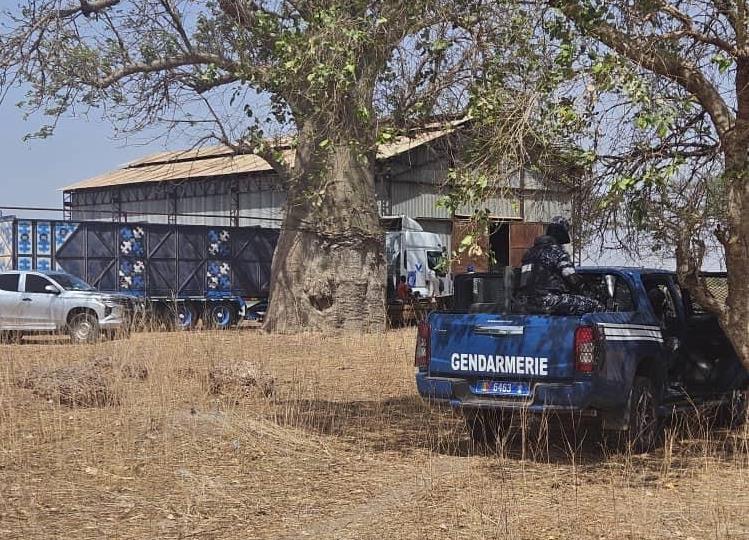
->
[[554, 1, 735, 141], [657, 4, 738, 55], [675, 232, 725, 316], [59, 0, 121, 18], [93, 54, 238, 89], [158, 0, 193, 53]]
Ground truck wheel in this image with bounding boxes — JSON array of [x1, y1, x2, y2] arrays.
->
[[175, 303, 197, 331], [68, 312, 100, 344], [465, 410, 505, 446], [624, 376, 662, 453], [207, 303, 235, 330]]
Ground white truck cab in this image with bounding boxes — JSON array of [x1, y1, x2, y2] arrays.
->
[[383, 216, 452, 300], [0, 271, 130, 343]]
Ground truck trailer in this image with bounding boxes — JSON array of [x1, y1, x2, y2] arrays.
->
[[0, 214, 451, 329], [0, 217, 278, 329]]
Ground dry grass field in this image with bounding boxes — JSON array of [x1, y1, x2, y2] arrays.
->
[[0, 329, 747, 539]]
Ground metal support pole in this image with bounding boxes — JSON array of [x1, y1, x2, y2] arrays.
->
[[231, 179, 240, 228]]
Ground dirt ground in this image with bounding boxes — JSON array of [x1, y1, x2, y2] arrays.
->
[[0, 329, 747, 539]]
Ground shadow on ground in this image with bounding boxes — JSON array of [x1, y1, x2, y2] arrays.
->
[[271, 396, 749, 467], [272, 396, 612, 464]]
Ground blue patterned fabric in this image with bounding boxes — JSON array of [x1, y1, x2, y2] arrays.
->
[[36, 222, 51, 255], [207, 229, 231, 257], [119, 226, 145, 257], [55, 222, 79, 250], [207, 260, 231, 291], [17, 221, 32, 256], [119, 258, 146, 291], [36, 257, 51, 271]]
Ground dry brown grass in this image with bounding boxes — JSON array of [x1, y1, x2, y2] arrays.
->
[[0, 329, 747, 539]]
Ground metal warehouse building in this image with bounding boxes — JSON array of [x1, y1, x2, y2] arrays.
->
[[62, 122, 572, 271]]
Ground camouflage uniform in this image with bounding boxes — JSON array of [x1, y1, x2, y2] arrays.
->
[[516, 220, 604, 316]]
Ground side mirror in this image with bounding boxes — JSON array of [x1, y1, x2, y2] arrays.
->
[[604, 274, 617, 299], [44, 284, 60, 294]]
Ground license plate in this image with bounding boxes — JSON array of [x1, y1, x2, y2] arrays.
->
[[471, 380, 530, 397]]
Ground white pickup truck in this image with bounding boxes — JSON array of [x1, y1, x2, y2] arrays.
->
[[0, 271, 131, 343]]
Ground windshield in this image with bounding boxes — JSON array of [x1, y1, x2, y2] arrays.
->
[[427, 250, 445, 271], [427, 250, 448, 277], [48, 273, 96, 291]]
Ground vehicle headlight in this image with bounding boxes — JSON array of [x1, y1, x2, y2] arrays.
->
[[103, 301, 121, 317]]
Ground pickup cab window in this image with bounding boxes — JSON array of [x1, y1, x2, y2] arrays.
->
[[453, 272, 513, 313], [0, 274, 19, 292], [25, 274, 56, 294], [453, 271, 636, 313], [580, 274, 636, 312], [47, 273, 95, 291]]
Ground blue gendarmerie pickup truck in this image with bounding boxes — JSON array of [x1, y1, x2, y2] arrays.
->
[[415, 268, 748, 451]]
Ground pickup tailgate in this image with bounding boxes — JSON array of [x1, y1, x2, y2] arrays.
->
[[429, 312, 581, 381]]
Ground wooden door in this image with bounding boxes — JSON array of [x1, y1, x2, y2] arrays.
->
[[509, 222, 545, 267]]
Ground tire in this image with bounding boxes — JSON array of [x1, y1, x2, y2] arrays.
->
[[68, 312, 100, 344], [465, 410, 506, 446], [206, 303, 235, 330], [623, 376, 662, 453], [174, 303, 198, 331], [716, 389, 748, 429]]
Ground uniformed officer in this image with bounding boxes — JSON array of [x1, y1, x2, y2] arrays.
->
[[516, 216, 604, 315]]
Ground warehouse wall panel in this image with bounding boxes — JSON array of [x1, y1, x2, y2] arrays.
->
[[415, 219, 452, 254], [523, 192, 571, 222]]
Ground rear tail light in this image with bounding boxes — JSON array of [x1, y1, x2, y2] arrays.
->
[[574, 325, 598, 373], [415, 322, 431, 369]]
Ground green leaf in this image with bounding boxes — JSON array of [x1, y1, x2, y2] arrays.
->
[[377, 128, 396, 145], [356, 105, 370, 121], [711, 53, 733, 74], [430, 38, 450, 54]]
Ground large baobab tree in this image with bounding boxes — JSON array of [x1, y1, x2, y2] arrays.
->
[[0, 0, 496, 332]]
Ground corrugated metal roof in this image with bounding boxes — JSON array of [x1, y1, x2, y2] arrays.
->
[[63, 150, 294, 191], [63, 121, 465, 191], [122, 145, 243, 167], [376, 128, 455, 160]]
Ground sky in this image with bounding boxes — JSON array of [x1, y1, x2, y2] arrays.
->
[[0, 0, 193, 219], [0, 85, 187, 218]]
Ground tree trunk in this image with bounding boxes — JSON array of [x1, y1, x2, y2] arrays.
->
[[262, 122, 386, 333], [722, 59, 749, 370], [721, 165, 749, 369]]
